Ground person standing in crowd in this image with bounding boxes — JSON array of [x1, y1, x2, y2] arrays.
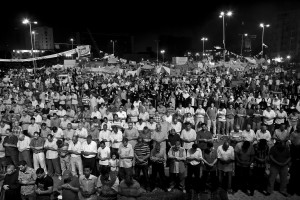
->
[[180, 122, 196, 152], [124, 122, 139, 150], [226, 104, 236, 135], [63, 123, 74, 143], [289, 125, 300, 195], [44, 134, 61, 179], [82, 135, 98, 175], [79, 165, 97, 200], [97, 141, 111, 172], [110, 126, 123, 156], [28, 118, 40, 137], [30, 132, 47, 172], [195, 104, 206, 132], [256, 124, 272, 145], [35, 168, 53, 200], [150, 142, 167, 192], [134, 136, 150, 191], [118, 138, 134, 181], [75, 122, 88, 144], [18, 160, 36, 200], [242, 124, 256, 143], [217, 105, 226, 135], [3, 165, 20, 200], [206, 103, 217, 137], [267, 141, 291, 197], [167, 140, 187, 193], [253, 139, 269, 194], [196, 123, 213, 152], [186, 144, 202, 192], [99, 124, 111, 147], [263, 106, 276, 135], [57, 139, 71, 174], [217, 141, 235, 194], [201, 142, 218, 193], [57, 170, 80, 200], [68, 135, 83, 177], [253, 104, 263, 132], [3, 128, 19, 166], [17, 134, 33, 168], [234, 141, 255, 195]]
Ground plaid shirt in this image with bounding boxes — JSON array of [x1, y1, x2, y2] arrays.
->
[[12, 126, 23, 136]]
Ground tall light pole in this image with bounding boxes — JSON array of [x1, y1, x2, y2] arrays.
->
[[160, 50, 165, 63], [110, 40, 117, 55], [70, 38, 74, 59], [219, 11, 232, 61], [260, 23, 270, 57], [239, 33, 248, 56], [201, 37, 208, 58], [23, 18, 37, 74]]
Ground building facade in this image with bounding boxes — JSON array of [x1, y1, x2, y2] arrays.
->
[[33, 26, 54, 50], [269, 9, 300, 60]]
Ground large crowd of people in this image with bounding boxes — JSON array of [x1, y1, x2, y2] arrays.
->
[[0, 62, 299, 200]]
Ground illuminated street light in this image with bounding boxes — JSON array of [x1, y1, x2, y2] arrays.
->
[[160, 50, 165, 62], [287, 55, 291, 59], [22, 18, 38, 74], [260, 23, 270, 57], [201, 37, 208, 58], [219, 11, 232, 60]]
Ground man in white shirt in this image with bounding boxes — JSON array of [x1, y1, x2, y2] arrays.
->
[[118, 138, 134, 180], [44, 134, 62, 178], [68, 135, 83, 176], [97, 141, 111, 171], [186, 144, 202, 192], [91, 107, 102, 119], [75, 122, 88, 144], [52, 126, 64, 140], [116, 107, 127, 122], [110, 126, 123, 155], [171, 118, 182, 134], [262, 106, 276, 134], [17, 134, 33, 168], [242, 124, 256, 143], [82, 135, 98, 175], [256, 124, 272, 145], [180, 123, 196, 151], [217, 106, 226, 135], [60, 115, 71, 130], [27, 118, 40, 137]]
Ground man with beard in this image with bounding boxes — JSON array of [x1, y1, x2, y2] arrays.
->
[[35, 168, 53, 200], [18, 160, 36, 200]]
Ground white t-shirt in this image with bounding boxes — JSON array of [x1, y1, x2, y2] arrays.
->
[[98, 146, 110, 165]]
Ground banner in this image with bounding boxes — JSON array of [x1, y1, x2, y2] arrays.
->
[[172, 57, 188, 65], [77, 45, 91, 57]]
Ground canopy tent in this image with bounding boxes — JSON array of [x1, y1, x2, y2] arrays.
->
[[141, 65, 154, 70]]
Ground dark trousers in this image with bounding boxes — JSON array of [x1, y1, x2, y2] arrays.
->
[[201, 170, 218, 191], [151, 162, 167, 190], [119, 167, 132, 181], [6, 153, 19, 166], [82, 157, 97, 176], [288, 160, 300, 194], [135, 164, 150, 188], [186, 163, 200, 191], [234, 165, 253, 192], [46, 158, 62, 176], [253, 167, 267, 191], [19, 150, 33, 168]]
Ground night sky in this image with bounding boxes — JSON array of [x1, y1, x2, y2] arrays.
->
[[0, 0, 299, 56]]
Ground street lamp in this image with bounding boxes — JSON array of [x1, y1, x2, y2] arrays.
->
[[201, 37, 208, 58], [22, 18, 37, 74], [219, 11, 232, 60], [160, 50, 165, 63], [239, 33, 248, 56], [287, 55, 291, 59], [70, 38, 74, 59], [260, 23, 270, 57], [110, 40, 117, 55]]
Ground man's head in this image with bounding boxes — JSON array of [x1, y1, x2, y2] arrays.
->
[[174, 140, 181, 151], [47, 134, 54, 142], [67, 123, 72, 130], [83, 165, 92, 178], [72, 135, 79, 144], [185, 122, 191, 131], [30, 117, 35, 124], [128, 122, 133, 129], [6, 165, 16, 175], [246, 124, 251, 132], [18, 160, 28, 172], [222, 141, 230, 151], [18, 133, 25, 141], [261, 124, 267, 132], [234, 125, 240, 132], [87, 135, 92, 144], [280, 124, 286, 131], [36, 168, 45, 179], [122, 138, 128, 147], [100, 141, 105, 149]]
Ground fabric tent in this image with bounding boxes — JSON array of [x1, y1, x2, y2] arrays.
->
[[141, 65, 154, 70]]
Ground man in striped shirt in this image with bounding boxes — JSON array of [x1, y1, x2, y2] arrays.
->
[[134, 136, 150, 191]]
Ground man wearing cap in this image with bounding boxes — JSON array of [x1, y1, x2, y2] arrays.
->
[[18, 160, 36, 200], [57, 170, 80, 200]]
